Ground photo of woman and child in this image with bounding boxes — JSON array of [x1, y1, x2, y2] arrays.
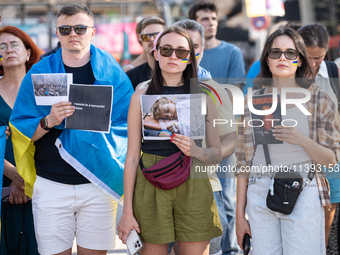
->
[[141, 94, 204, 140]]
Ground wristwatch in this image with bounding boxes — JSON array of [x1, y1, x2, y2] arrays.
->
[[40, 116, 53, 131]]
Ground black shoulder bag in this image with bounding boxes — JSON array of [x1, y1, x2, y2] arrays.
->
[[263, 144, 315, 214], [257, 88, 316, 215]]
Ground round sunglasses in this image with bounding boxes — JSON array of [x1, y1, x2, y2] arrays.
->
[[58, 25, 93, 36], [268, 48, 299, 60], [157, 46, 191, 59]]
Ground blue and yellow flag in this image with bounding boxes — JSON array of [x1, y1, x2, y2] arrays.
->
[[10, 45, 133, 204]]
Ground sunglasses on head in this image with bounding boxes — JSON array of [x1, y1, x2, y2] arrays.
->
[[157, 46, 191, 59], [58, 25, 93, 36], [268, 48, 299, 60], [141, 32, 160, 42]]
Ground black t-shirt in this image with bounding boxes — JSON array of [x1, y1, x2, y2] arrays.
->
[[126, 62, 152, 89], [34, 61, 95, 184]]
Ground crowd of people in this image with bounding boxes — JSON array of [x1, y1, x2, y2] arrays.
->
[[1, 1, 340, 255]]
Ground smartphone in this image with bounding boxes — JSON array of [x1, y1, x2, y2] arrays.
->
[[126, 229, 143, 255], [243, 233, 251, 255]]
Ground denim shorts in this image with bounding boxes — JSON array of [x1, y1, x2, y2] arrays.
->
[[246, 161, 325, 255]]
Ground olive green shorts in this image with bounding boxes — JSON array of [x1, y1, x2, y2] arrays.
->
[[133, 153, 222, 244]]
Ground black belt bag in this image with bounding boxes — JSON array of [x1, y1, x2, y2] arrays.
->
[[262, 144, 315, 215]]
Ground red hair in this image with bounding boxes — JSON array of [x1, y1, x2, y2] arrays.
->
[[0, 26, 41, 76]]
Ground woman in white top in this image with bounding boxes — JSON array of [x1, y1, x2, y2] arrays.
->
[[298, 23, 338, 108], [298, 23, 340, 244], [235, 27, 340, 255]]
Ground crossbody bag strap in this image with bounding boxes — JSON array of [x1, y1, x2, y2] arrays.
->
[[258, 88, 315, 188], [262, 144, 271, 166]]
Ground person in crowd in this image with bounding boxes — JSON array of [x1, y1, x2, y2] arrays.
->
[[117, 26, 222, 255], [126, 16, 166, 89], [298, 24, 338, 108], [172, 19, 237, 255], [235, 26, 340, 255], [9, 4, 133, 255], [298, 23, 340, 246], [188, 1, 245, 84], [124, 17, 148, 72], [189, 2, 245, 254], [0, 25, 40, 255]]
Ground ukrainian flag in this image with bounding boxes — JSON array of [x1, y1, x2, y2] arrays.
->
[[10, 45, 133, 205]]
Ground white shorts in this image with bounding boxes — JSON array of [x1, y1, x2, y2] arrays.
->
[[32, 176, 117, 255]]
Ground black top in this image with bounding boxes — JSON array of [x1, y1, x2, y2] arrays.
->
[[141, 85, 203, 156], [126, 62, 152, 90], [34, 61, 95, 185]]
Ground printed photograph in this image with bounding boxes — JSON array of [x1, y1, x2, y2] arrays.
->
[[32, 73, 72, 105], [141, 94, 205, 140], [251, 93, 283, 144]]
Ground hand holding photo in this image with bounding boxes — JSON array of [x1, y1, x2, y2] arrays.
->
[[141, 94, 205, 140], [32, 73, 72, 105]]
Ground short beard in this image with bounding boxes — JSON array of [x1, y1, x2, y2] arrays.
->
[[205, 35, 214, 41]]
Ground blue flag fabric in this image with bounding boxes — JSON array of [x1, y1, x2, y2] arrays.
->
[[9, 45, 133, 204]]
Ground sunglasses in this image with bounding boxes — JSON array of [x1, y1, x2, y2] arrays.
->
[[157, 46, 191, 59], [58, 25, 93, 36], [268, 48, 299, 60], [141, 32, 160, 42]]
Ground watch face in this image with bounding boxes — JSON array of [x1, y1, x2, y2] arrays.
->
[[40, 117, 47, 128]]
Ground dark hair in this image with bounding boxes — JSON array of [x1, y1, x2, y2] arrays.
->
[[188, 1, 217, 21], [136, 17, 148, 34], [284, 22, 302, 32], [141, 17, 166, 32], [147, 26, 198, 95], [56, 4, 93, 20], [297, 23, 329, 50], [0, 26, 40, 76], [256, 27, 313, 88]]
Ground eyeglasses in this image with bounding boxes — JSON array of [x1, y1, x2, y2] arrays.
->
[[141, 32, 160, 42], [0, 42, 22, 53], [58, 25, 93, 36], [157, 46, 191, 59], [268, 48, 299, 60]]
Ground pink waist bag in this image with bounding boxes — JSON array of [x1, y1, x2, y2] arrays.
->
[[139, 151, 192, 190]]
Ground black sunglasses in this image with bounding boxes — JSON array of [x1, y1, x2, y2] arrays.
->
[[141, 32, 160, 42], [157, 46, 191, 59], [58, 25, 93, 36], [268, 48, 299, 60]]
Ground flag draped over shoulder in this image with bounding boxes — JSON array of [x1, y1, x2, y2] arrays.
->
[[9, 45, 133, 205]]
